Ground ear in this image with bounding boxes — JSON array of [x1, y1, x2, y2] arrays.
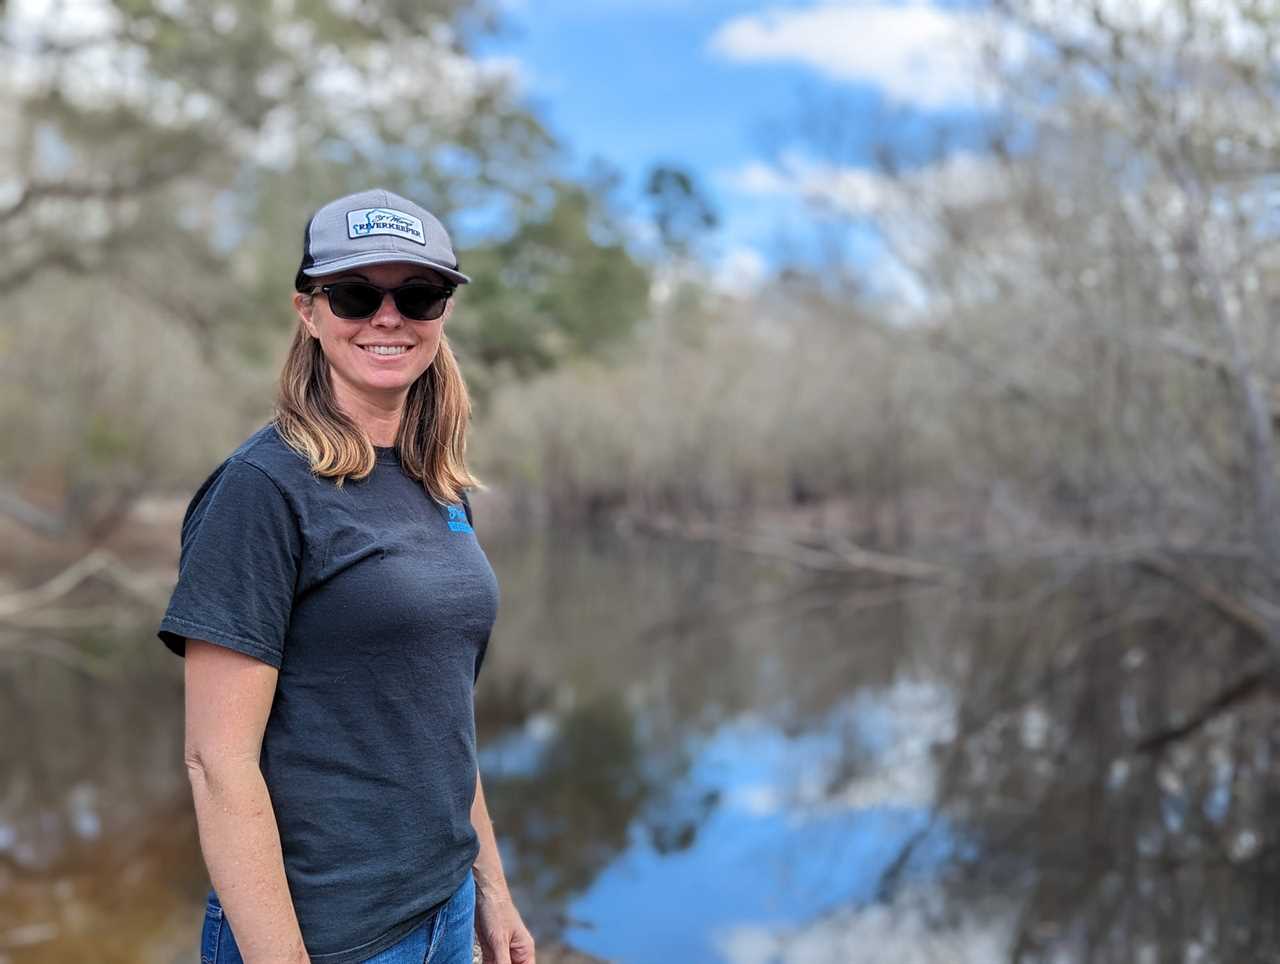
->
[[292, 291, 319, 339]]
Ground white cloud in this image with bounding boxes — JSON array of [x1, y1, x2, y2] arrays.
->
[[721, 148, 1004, 218], [722, 160, 789, 196], [714, 884, 1015, 964], [722, 152, 883, 215], [711, 243, 769, 292], [706, 0, 1273, 112], [707, 1, 1022, 110], [718, 149, 1006, 314]]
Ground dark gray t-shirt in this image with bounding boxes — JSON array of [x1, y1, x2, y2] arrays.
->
[[157, 423, 500, 962]]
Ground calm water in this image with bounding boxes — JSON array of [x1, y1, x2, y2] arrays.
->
[[0, 527, 1272, 962]]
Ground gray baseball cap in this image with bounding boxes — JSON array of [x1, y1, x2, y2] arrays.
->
[[294, 188, 471, 291]]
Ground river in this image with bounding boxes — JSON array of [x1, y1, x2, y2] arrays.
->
[[0, 525, 1266, 962]]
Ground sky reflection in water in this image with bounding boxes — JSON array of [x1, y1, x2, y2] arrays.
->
[[486, 683, 958, 964]]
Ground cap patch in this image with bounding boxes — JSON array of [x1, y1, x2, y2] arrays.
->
[[346, 208, 427, 245]]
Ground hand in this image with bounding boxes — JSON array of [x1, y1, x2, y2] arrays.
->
[[475, 884, 535, 964]]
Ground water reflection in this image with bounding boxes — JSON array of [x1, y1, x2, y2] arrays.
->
[[0, 635, 206, 962], [918, 562, 1280, 964], [481, 695, 679, 929], [474, 526, 960, 962], [562, 698, 956, 963], [4, 528, 1273, 962]]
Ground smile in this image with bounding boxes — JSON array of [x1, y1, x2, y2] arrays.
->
[[359, 345, 411, 356]]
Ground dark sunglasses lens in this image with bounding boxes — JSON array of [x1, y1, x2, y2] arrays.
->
[[326, 283, 383, 318], [393, 286, 451, 320]]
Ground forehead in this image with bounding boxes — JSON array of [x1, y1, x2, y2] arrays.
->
[[316, 262, 449, 286]]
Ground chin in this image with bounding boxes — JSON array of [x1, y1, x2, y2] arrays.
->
[[362, 374, 419, 394]]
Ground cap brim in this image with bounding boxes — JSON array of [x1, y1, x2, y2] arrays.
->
[[299, 251, 471, 287]]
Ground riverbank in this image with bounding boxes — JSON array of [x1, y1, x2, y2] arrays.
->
[[0, 477, 1104, 600]]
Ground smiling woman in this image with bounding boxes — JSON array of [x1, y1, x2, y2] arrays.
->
[[294, 264, 455, 422], [158, 188, 536, 964], [273, 189, 481, 499]]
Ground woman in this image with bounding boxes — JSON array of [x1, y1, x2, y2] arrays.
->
[[157, 188, 536, 964]]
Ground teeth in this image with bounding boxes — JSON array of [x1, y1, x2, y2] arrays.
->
[[363, 345, 408, 355]]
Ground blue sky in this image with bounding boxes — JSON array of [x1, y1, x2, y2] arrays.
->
[[473, 0, 1001, 288]]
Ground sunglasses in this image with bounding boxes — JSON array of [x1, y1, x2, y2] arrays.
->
[[313, 281, 455, 321]]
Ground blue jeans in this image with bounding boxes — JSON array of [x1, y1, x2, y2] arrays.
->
[[200, 869, 476, 964]]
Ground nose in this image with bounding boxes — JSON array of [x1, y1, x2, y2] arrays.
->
[[368, 291, 404, 328]]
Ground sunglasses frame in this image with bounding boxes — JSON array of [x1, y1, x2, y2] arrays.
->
[[312, 281, 455, 322]]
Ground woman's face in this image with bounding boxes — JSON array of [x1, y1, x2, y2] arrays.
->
[[292, 261, 455, 407]]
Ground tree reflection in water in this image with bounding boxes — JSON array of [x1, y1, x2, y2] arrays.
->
[[10, 530, 1280, 962], [898, 559, 1280, 963], [476, 690, 699, 936]]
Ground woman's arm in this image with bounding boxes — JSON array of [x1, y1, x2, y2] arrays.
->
[[185, 639, 310, 964], [472, 771, 536, 964]]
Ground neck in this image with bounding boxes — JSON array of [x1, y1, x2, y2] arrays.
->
[[330, 376, 406, 447]]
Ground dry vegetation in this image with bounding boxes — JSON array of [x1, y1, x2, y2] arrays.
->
[[473, 284, 959, 535]]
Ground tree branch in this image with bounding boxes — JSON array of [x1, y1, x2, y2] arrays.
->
[[0, 549, 169, 619], [1131, 652, 1271, 756]]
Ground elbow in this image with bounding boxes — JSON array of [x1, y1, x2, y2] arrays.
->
[[184, 745, 258, 798], [184, 744, 208, 780], [184, 746, 217, 797]]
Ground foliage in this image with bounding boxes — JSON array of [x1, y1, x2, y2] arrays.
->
[[3, 0, 540, 287], [472, 280, 947, 529], [643, 164, 718, 259], [0, 0, 656, 534], [452, 176, 652, 379]]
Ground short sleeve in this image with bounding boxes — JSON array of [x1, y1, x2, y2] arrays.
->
[[157, 458, 302, 669]]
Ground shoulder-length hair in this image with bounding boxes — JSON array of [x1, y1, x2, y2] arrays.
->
[[273, 316, 482, 505]]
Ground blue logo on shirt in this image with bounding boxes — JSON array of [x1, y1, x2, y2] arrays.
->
[[446, 504, 473, 533]]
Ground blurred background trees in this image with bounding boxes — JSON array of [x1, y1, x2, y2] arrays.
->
[[9, 0, 1280, 589], [0, 0, 652, 540], [452, 175, 651, 382]]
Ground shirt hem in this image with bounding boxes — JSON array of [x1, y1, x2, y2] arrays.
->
[[306, 904, 438, 964], [306, 851, 478, 963]]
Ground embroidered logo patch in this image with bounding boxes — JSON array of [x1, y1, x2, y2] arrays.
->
[[346, 208, 427, 245], [446, 504, 473, 533]]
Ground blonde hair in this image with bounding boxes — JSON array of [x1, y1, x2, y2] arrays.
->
[[273, 303, 482, 505]]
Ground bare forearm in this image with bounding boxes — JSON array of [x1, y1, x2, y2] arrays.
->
[[188, 760, 309, 964], [471, 771, 510, 900], [471, 771, 536, 962]]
